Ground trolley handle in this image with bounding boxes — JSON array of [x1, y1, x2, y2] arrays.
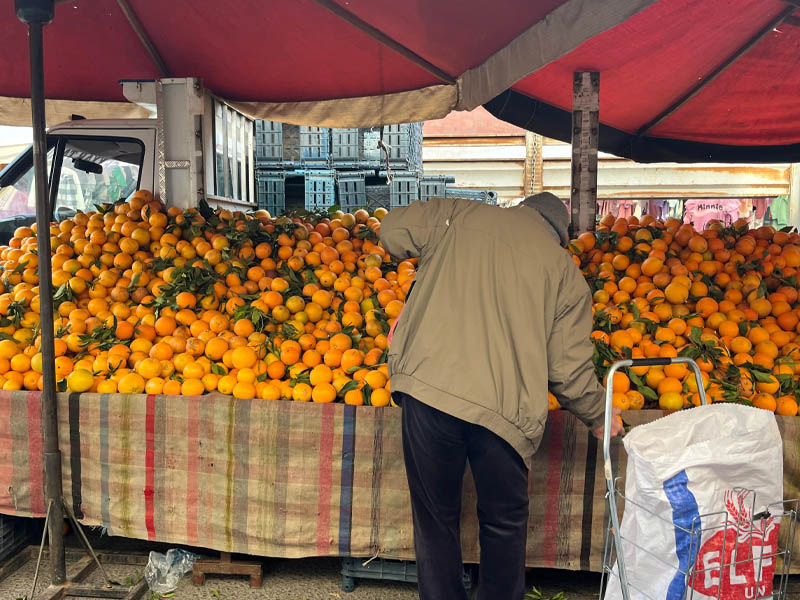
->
[[602, 356, 708, 481], [625, 357, 673, 367]]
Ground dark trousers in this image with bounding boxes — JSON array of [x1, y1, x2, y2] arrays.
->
[[398, 393, 529, 600]]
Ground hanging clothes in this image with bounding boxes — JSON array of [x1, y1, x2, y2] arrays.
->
[[683, 199, 742, 230], [651, 199, 669, 221], [668, 199, 683, 219], [753, 197, 771, 223], [737, 198, 754, 225], [767, 196, 789, 229]]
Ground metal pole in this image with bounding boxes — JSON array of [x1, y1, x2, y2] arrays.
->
[[789, 164, 800, 232], [16, 0, 66, 585], [570, 71, 599, 234]]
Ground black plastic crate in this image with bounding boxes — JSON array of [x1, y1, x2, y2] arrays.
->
[[366, 184, 390, 210], [337, 171, 367, 212], [255, 170, 286, 216], [340, 558, 475, 593], [305, 170, 337, 211], [0, 514, 28, 563]]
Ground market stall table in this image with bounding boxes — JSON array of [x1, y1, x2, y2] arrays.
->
[[0, 391, 797, 573]]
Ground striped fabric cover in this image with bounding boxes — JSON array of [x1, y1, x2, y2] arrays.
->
[[0, 391, 797, 572]]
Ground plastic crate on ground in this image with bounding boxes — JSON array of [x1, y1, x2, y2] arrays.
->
[[340, 558, 474, 593], [331, 128, 360, 163], [0, 514, 27, 563], [255, 171, 286, 216], [337, 172, 367, 212], [254, 120, 283, 167], [305, 170, 337, 211], [389, 172, 420, 208]]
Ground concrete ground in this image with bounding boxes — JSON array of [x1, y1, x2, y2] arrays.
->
[[0, 551, 605, 600], [0, 528, 796, 600], [0, 546, 602, 600]]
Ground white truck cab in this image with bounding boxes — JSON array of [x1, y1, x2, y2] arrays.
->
[[0, 78, 255, 242]]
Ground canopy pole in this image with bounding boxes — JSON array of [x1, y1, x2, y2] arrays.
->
[[790, 164, 800, 232], [570, 71, 599, 234], [310, 0, 456, 85], [15, 0, 65, 586], [116, 0, 169, 77]]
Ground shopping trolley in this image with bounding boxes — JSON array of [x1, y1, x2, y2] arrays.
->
[[599, 357, 798, 600]]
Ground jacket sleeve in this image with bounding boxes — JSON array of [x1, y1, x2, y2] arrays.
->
[[378, 200, 432, 259], [547, 268, 605, 430]]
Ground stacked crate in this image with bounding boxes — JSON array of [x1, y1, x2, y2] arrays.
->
[[254, 120, 425, 215], [253, 122, 333, 215]]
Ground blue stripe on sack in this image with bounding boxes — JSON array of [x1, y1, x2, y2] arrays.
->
[[663, 470, 701, 600], [338, 405, 356, 554]]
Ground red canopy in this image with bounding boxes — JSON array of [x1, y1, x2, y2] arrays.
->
[[0, 0, 653, 126], [484, 0, 800, 162]]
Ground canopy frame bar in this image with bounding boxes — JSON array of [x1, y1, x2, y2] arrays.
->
[[309, 0, 456, 85], [635, 5, 795, 137], [116, 0, 169, 77]]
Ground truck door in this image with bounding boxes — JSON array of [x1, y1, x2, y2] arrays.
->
[[0, 131, 152, 242]]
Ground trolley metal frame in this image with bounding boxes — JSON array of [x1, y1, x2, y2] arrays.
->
[[600, 357, 797, 600]]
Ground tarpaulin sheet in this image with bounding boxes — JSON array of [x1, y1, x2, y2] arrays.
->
[[0, 391, 797, 572], [0, 0, 654, 127], [485, 0, 800, 162]]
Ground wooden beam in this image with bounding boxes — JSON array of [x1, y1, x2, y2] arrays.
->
[[116, 0, 169, 77], [310, 0, 456, 85], [570, 72, 599, 234], [637, 6, 795, 136]]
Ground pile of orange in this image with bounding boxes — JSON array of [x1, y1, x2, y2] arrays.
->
[[563, 213, 800, 417], [2, 192, 798, 417], [0, 190, 413, 406]]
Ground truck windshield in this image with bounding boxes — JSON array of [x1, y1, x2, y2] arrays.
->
[[0, 135, 144, 221]]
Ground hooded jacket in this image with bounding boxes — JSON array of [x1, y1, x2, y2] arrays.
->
[[379, 197, 605, 465]]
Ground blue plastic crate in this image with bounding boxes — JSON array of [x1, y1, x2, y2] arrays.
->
[[255, 170, 286, 216], [362, 129, 381, 162], [254, 120, 283, 167], [305, 170, 337, 211], [445, 187, 499, 205], [419, 175, 449, 203], [300, 126, 330, 164], [389, 171, 420, 208], [384, 123, 423, 171], [337, 172, 367, 212], [340, 558, 474, 593], [331, 128, 360, 162]]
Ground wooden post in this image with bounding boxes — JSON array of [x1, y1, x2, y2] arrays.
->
[[530, 133, 544, 195], [570, 72, 599, 233]]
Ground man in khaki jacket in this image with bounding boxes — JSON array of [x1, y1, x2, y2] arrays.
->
[[379, 193, 623, 600]]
